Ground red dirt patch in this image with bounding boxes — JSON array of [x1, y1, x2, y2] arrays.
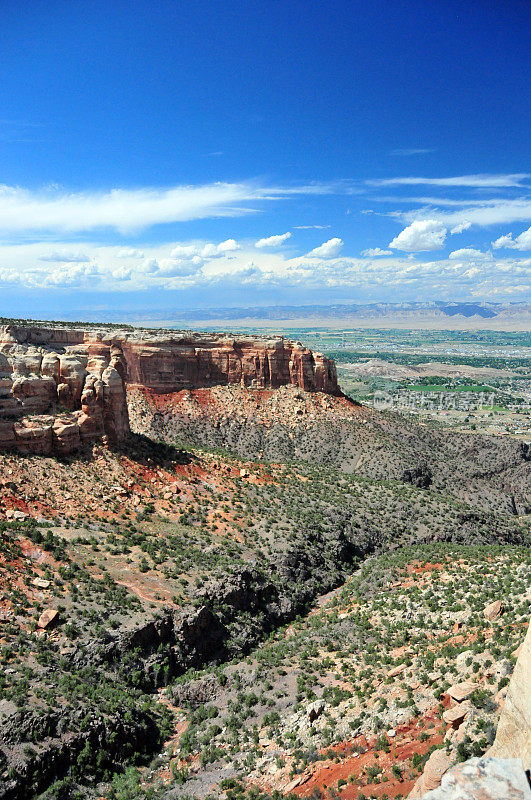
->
[[285, 707, 444, 800]]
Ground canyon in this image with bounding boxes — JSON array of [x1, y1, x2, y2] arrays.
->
[[0, 324, 338, 456], [0, 322, 529, 800]]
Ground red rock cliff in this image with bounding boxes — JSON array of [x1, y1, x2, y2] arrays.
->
[[0, 325, 339, 455]]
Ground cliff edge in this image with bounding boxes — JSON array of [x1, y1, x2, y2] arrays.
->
[[0, 324, 339, 455], [488, 620, 530, 769]]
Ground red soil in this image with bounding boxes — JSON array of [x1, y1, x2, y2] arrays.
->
[[290, 706, 444, 799]]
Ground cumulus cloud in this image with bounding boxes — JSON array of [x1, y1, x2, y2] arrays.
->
[[255, 232, 291, 248], [213, 263, 263, 284], [492, 225, 531, 251], [170, 239, 240, 261], [0, 268, 21, 285], [360, 247, 392, 257], [142, 258, 161, 273], [157, 258, 201, 277], [142, 256, 201, 277], [307, 237, 343, 258], [216, 238, 240, 253], [117, 248, 144, 258], [42, 263, 102, 288], [389, 220, 447, 252], [169, 244, 202, 260], [113, 267, 132, 281], [369, 173, 529, 188], [448, 248, 491, 261], [0, 237, 529, 302]]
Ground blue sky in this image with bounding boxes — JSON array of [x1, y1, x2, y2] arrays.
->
[[0, 0, 529, 317]]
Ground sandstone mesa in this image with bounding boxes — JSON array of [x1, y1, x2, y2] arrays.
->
[[0, 324, 338, 456]]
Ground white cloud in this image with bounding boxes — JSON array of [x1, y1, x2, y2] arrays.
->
[[394, 199, 531, 229], [38, 251, 91, 263], [293, 224, 331, 229], [0, 181, 338, 236], [449, 248, 491, 261], [369, 173, 529, 188], [389, 220, 447, 251], [141, 256, 202, 278], [463, 266, 482, 278], [492, 225, 531, 251], [307, 237, 343, 258], [170, 244, 202, 259], [117, 247, 144, 258], [42, 263, 102, 288], [389, 148, 435, 156], [360, 247, 392, 257], [0, 268, 22, 285], [0, 237, 529, 302], [170, 239, 240, 261], [113, 267, 132, 281], [450, 222, 472, 234], [255, 232, 291, 248], [216, 238, 240, 253], [142, 258, 160, 273], [157, 258, 201, 277]]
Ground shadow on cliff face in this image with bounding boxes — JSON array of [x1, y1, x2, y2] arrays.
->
[[46, 431, 195, 471], [115, 432, 194, 468]]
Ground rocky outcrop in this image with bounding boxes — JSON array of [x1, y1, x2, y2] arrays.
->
[[119, 331, 338, 394], [409, 749, 453, 798], [418, 757, 530, 799], [0, 324, 339, 456], [0, 327, 129, 455], [489, 621, 530, 769]]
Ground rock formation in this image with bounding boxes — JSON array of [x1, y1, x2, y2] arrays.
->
[[409, 749, 453, 798], [418, 757, 530, 800], [488, 620, 530, 769], [0, 324, 339, 455]]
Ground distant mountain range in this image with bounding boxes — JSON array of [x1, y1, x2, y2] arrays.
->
[[63, 301, 530, 330], [172, 301, 503, 320]]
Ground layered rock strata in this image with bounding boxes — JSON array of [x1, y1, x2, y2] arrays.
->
[[0, 324, 339, 455]]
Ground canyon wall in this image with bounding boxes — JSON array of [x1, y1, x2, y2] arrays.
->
[[0, 324, 339, 455]]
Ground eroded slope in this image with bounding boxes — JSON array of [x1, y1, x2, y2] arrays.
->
[[0, 434, 527, 799]]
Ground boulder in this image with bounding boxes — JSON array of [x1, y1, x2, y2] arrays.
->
[[484, 600, 503, 621], [76, 410, 104, 443], [409, 748, 452, 798], [307, 699, 325, 722], [5, 509, 28, 520], [388, 663, 407, 677], [443, 701, 471, 725], [32, 578, 51, 589], [447, 681, 477, 702], [38, 609, 59, 629]]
